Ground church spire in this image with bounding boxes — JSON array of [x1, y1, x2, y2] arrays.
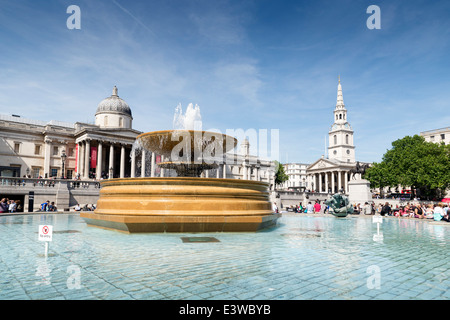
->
[[336, 76, 345, 108]]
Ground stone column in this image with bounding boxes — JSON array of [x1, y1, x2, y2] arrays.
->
[[130, 147, 136, 178], [160, 156, 165, 177], [325, 172, 329, 193], [337, 171, 342, 192], [120, 145, 125, 178], [331, 171, 335, 194], [76, 142, 81, 177], [43, 137, 52, 178], [84, 139, 90, 179], [79, 142, 85, 178], [96, 142, 103, 180], [344, 171, 348, 193], [319, 173, 323, 193], [109, 144, 114, 179], [223, 164, 227, 178]]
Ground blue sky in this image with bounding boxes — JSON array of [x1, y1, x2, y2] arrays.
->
[[1, 0, 449, 164]]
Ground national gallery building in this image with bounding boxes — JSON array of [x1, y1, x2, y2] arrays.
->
[[0, 86, 275, 184]]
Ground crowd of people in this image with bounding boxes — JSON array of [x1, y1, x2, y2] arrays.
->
[[375, 201, 450, 222], [279, 199, 450, 222], [0, 198, 23, 213]]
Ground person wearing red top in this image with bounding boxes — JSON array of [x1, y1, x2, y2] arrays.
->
[[314, 201, 321, 214]]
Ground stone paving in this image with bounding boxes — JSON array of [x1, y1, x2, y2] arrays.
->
[[0, 213, 448, 300]]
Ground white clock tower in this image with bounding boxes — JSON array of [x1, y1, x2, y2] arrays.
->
[[328, 77, 355, 163]]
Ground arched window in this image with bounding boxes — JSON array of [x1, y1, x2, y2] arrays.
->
[[336, 114, 338, 120], [339, 114, 342, 120], [345, 134, 349, 144], [334, 135, 337, 145]]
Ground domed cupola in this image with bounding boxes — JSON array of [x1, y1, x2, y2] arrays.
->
[[95, 86, 133, 128]]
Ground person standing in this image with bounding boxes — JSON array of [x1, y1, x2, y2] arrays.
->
[[8, 200, 16, 213]]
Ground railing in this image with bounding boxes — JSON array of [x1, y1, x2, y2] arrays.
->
[[0, 177, 101, 189]]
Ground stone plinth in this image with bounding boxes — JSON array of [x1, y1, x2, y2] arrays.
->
[[348, 178, 372, 205]]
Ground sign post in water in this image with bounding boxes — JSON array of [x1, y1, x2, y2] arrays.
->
[[372, 215, 383, 242], [38, 225, 53, 257]]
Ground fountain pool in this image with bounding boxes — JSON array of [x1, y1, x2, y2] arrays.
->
[[1, 213, 448, 300]]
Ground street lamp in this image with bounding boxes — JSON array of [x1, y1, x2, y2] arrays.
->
[[61, 149, 67, 179]]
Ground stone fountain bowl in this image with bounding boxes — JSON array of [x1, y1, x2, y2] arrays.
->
[[136, 130, 238, 159], [81, 177, 280, 233]]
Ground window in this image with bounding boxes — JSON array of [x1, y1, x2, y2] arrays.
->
[[441, 134, 445, 140], [333, 135, 337, 145], [346, 150, 350, 154], [32, 167, 40, 178], [14, 143, 20, 153], [35, 145, 41, 155], [339, 114, 342, 120], [51, 168, 58, 177], [345, 134, 349, 144], [68, 148, 74, 157], [53, 146, 59, 156], [430, 135, 435, 141]]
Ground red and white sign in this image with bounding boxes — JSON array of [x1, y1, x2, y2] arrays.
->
[[39, 225, 53, 242]]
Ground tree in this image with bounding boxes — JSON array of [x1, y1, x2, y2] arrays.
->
[[364, 135, 450, 199], [274, 160, 289, 188]]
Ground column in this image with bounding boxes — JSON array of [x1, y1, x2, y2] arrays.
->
[[160, 156, 165, 177], [319, 173, 323, 193], [344, 171, 348, 193], [141, 150, 147, 178], [43, 138, 52, 178], [223, 164, 227, 178], [120, 145, 125, 178], [325, 172, 329, 193], [76, 142, 81, 177], [79, 142, 85, 178], [338, 171, 342, 192], [84, 139, 90, 179], [331, 171, 335, 194], [130, 147, 136, 178], [96, 142, 103, 180], [109, 144, 114, 179]]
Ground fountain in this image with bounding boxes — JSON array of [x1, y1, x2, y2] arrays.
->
[[81, 104, 280, 233]]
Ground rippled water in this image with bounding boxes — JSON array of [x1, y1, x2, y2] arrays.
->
[[0, 213, 448, 300]]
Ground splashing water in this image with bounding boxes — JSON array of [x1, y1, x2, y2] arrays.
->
[[173, 103, 202, 130]]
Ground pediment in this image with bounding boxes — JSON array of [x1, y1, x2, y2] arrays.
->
[[307, 158, 339, 171]]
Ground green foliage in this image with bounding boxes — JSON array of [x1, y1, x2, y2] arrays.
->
[[274, 160, 289, 187], [364, 135, 450, 196]]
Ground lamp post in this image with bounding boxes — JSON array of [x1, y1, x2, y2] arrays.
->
[[61, 149, 67, 179]]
